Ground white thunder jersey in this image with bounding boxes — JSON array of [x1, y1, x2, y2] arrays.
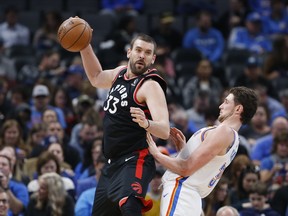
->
[[161, 126, 239, 216]]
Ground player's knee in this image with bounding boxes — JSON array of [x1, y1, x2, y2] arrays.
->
[[120, 196, 142, 216]]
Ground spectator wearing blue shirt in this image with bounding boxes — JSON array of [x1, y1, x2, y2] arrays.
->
[[262, 0, 288, 38], [75, 187, 96, 216], [101, 0, 143, 16], [183, 10, 225, 64], [248, 0, 271, 17], [251, 116, 288, 165], [228, 12, 272, 54], [0, 155, 29, 216], [259, 132, 288, 187], [30, 84, 67, 129]]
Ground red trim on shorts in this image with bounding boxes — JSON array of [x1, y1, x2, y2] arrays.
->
[[119, 196, 153, 213], [135, 149, 149, 179]]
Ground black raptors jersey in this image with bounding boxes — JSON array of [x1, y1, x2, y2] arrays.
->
[[102, 67, 166, 159]]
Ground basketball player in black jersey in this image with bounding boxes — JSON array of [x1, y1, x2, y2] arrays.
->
[[79, 33, 170, 216]]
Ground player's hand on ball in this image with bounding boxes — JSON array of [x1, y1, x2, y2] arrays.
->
[[170, 127, 186, 152], [57, 16, 92, 52]]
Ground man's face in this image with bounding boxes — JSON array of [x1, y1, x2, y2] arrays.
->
[[80, 124, 98, 143], [249, 193, 266, 210], [47, 122, 64, 141], [0, 157, 10, 177], [33, 96, 49, 111], [0, 192, 9, 216], [218, 93, 236, 123], [127, 39, 156, 76]]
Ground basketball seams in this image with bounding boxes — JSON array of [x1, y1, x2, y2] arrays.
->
[[65, 23, 86, 50], [58, 17, 92, 52]]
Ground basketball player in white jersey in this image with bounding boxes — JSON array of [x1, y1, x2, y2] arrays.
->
[[147, 86, 258, 216]]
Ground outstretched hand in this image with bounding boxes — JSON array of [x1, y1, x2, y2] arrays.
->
[[170, 127, 186, 152], [146, 133, 160, 156]]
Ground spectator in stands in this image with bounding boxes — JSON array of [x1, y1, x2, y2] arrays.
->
[[33, 11, 63, 55], [226, 155, 253, 191], [229, 164, 260, 211], [259, 132, 288, 188], [270, 184, 288, 215], [239, 182, 280, 216], [69, 119, 99, 160], [69, 107, 102, 150], [0, 54, 16, 85], [30, 84, 66, 129], [27, 151, 75, 199], [253, 84, 286, 121], [63, 63, 86, 100], [251, 116, 288, 165], [0, 6, 30, 51], [248, 0, 271, 17], [47, 142, 74, 182], [42, 109, 58, 125], [100, 0, 143, 16], [0, 79, 15, 127], [0, 188, 10, 216], [234, 55, 278, 100], [0, 155, 29, 216], [239, 104, 271, 151], [216, 0, 249, 39], [186, 89, 212, 130], [26, 172, 75, 216], [263, 35, 288, 85], [216, 206, 240, 216], [45, 120, 80, 169], [150, 12, 183, 52], [75, 150, 105, 199], [274, 89, 288, 117], [182, 59, 223, 109], [74, 187, 96, 216], [203, 177, 231, 216], [183, 10, 225, 64], [228, 12, 272, 54], [262, 0, 288, 38], [26, 123, 47, 158], [0, 119, 29, 162], [74, 137, 102, 181], [18, 50, 66, 88], [50, 86, 76, 134]]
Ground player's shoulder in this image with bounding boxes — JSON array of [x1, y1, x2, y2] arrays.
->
[[214, 124, 235, 135]]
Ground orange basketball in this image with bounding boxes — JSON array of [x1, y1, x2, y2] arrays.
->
[[57, 17, 92, 52]]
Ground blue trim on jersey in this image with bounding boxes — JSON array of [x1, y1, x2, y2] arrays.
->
[[169, 177, 188, 216]]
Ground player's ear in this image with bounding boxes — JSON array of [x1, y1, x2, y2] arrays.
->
[[127, 48, 131, 58], [236, 104, 243, 113], [151, 54, 156, 64]]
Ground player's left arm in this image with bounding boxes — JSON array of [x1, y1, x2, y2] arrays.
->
[[131, 79, 170, 140], [147, 125, 234, 176]]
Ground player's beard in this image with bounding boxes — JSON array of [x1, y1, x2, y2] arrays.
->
[[218, 110, 234, 123], [130, 60, 150, 76]]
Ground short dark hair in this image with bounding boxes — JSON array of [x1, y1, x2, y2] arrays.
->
[[249, 182, 268, 196], [36, 151, 60, 175], [271, 132, 288, 153], [229, 86, 258, 124], [130, 33, 157, 54]]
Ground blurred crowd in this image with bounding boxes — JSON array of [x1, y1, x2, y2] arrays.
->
[[0, 0, 288, 215]]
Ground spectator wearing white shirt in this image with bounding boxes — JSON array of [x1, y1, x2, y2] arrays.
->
[[0, 6, 30, 50]]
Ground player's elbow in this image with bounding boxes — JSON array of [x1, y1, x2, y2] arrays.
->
[[178, 160, 190, 177], [161, 130, 170, 140]]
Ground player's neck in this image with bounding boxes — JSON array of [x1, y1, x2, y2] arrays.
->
[[221, 118, 241, 131]]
